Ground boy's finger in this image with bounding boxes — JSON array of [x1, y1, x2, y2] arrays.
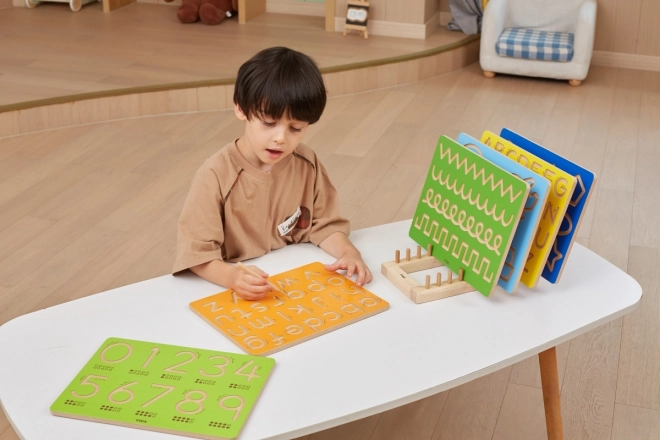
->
[[237, 290, 263, 300], [244, 284, 270, 296], [323, 261, 342, 272], [243, 273, 268, 286], [253, 283, 271, 294], [248, 265, 269, 277], [355, 267, 365, 286], [360, 265, 372, 284]]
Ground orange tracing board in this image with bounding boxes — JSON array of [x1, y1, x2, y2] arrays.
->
[[190, 262, 390, 356]]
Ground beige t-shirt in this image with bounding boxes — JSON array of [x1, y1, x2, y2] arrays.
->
[[172, 141, 350, 274]]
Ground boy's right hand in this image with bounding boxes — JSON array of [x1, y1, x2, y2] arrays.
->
[[230, 265, 272, 300]]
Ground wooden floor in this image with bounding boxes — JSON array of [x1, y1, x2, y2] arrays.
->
[[2, 63, 660, 439], [0, 3, 465, 107]]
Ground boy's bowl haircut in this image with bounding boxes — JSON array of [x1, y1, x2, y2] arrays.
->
[[234, 46, 327, 124]]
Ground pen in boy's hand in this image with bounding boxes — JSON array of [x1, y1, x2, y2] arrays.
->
[[236, 262, 282, 293]]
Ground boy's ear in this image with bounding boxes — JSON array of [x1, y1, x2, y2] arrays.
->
[[234, 103, 248, 121]]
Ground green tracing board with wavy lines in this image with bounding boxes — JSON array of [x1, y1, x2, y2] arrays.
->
[[409, 135, 530, 297]]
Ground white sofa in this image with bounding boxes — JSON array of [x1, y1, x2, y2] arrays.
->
[[479, 0, 597, 85]]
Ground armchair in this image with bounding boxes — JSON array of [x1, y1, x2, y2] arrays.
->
[[479, 0, 597, 86]]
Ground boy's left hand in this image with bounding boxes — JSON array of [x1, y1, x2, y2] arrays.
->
[[324, 250, 373, 286]]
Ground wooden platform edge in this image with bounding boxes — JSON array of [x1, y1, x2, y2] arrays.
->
[[0, 38, 480, 139]]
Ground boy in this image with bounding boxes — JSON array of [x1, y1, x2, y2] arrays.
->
[[173, 46, 373, 300]]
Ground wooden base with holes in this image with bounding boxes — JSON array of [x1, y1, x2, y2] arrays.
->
[[381, 245, 474, 304]]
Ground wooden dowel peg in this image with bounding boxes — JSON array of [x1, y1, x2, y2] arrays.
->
[[395, 250, 400, 264], [436, 273, 441, 286], [416, 246, 421, 259], [425, 275, 430, 289], [459, 268, 465, 281], [448, 271, 453, 284], [405, 248, 410, 261], [426, 244, 432, 256]]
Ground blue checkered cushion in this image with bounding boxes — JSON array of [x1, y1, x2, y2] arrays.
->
[[496, 28, 574, 62]]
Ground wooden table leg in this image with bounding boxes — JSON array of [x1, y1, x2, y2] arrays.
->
[[539, 346, 564, 440]]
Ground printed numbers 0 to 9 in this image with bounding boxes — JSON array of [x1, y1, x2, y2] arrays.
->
[[70, 378, 245, 420], [99, 342, 261, 381]]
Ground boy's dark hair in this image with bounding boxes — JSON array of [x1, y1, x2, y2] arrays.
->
[[233, 46, 327, 124]]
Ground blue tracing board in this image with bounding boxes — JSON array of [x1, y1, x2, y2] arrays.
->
[[458, 133, 550, 293], [500, 128, 597, 283]]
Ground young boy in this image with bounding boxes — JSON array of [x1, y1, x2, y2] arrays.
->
[[173, 46, 373, 300]]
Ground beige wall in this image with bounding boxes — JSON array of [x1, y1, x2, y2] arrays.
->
[[424, 0, 439, 22], [594, 0, 660, 56]]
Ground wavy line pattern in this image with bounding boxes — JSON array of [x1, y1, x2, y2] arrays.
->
[[438, 142, 524, 203], [421, 188, 503, 254], [431, 166, 515, 228]]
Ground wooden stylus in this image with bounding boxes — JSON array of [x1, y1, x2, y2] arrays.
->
[[236, 262, 282, 293]]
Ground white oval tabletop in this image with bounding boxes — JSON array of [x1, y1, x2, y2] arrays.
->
[[0, 220, 642, 439]]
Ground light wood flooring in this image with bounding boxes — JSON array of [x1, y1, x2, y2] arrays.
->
[[0, 4, 465, 107], [2, 63, 660, 439]]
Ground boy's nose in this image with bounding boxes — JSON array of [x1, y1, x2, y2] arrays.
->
[[273, 128, 286, 144]]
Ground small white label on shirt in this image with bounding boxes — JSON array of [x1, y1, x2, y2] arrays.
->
[[278, 206, 302, 236]]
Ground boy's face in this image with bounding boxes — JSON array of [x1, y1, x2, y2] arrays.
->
[[234, 104, 309, 172]]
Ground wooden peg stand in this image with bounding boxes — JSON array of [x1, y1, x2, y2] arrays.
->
[[381, 245, 474, 304]]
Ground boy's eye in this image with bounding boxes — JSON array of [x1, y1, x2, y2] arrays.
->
[[290, 127, 302, 133], [263, 121, 276, 127]]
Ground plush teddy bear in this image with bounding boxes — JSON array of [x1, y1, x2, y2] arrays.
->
[[165, 0, 238, 25]]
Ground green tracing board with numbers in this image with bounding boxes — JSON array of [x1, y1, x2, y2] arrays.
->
[[50, 337, 275, 440]]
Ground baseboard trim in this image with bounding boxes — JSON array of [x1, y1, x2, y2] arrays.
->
[[267, 1, 324, 17], [335, 16, 427, 40], [439, 11, 452, 26], [592, 51, 660, 72]]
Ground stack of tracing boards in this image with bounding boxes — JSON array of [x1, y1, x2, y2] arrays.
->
[[386, 128, 595, 303]]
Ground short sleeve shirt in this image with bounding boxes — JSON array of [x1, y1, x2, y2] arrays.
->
[[172, 141, 350, 274]]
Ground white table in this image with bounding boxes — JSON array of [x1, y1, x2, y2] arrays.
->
[[0, 220, 642, 440]]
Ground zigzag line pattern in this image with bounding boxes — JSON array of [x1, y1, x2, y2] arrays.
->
[[431, 166, 515, 228], [414, 214, 495, 283], [438, 142, 524, 203]]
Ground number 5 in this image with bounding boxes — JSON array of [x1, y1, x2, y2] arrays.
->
[[71, 375, 107, 398]]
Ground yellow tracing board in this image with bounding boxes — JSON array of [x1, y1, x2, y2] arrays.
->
[[190, 262, 389, 356], [480, 131, 577, 288]]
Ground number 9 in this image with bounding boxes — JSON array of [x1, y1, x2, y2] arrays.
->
[[218, 395, 245, 421]]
